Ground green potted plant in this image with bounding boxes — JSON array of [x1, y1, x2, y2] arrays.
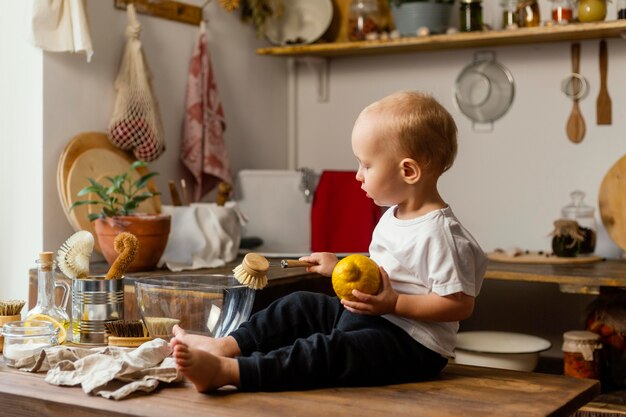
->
[[71, 161, 171, 272], [389, 0, 455, 36]]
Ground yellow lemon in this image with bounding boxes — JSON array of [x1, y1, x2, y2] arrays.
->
[[24, 314, 67, 344], [332, 254, 381, 301]]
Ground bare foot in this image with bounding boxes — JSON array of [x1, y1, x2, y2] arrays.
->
[[171, 325, 241, 358], [173, 341, 240, 392]]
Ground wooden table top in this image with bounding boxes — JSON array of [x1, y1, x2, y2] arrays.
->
[[0, 361, 599, 417]]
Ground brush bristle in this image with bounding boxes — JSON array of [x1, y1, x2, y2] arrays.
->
[[57, 231, 94, 279], [143, 317, 180, 338], [0, 300, 26, 316], [233, 264, 268, 290], [105, 320, 146, 337], [105, 232, 139, 280]]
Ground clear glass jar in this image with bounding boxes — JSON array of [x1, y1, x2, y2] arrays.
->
[[561, 190, 597, 254], [517, 0, 541, 27], [2, 320, 58, 367], [348, 0, 381, 41], [562, 330, 602, 379], [551, 0, 574, 23], [578, 0, 607, 21], [460, 0, 483, 32], [501, 0, 519, 28]]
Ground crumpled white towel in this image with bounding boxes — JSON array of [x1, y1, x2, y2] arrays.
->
[[21, 338, 180, 400], [29, 0, 94, 62], [158, 202, 245, 271]]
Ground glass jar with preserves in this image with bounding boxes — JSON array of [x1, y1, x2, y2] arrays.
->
[[551, 0, 574, 23], [562, 330, 602, 379], [517, 0, 541, 27], [578, 0, 607, 22], [348, 0, 381, 41], [460, 0, 483, 32], [561, 190, 596, 254]]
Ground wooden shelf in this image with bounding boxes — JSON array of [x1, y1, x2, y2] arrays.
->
[[257, 20, 626, 57]]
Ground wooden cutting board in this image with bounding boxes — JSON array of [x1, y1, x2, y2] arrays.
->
[[599, 153, 626, 252], [488, 251, 603, 264]]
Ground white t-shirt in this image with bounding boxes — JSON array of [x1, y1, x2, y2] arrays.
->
[[368, 206, 488, 358]]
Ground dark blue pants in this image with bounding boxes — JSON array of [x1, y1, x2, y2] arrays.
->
[[231, 291, 447, 392]]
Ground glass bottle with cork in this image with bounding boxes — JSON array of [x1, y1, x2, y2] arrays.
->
[[25, 252, 70, 337]]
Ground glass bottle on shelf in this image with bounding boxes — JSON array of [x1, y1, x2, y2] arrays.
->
[[561, 190, 597, 254], [578, 0, 607, 22], [348, 0, 381, 41], [501, 0, 519, 28], [517, 0, 541, 27], [25, 252, 70, 336], [551, 0, 574, 23], [460, 0, 484, 32]]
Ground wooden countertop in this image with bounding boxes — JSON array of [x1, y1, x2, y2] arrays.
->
[[0, 360, 599, 417]]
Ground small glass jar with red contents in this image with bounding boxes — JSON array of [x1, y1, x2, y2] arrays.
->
[[562, 330, 602, 379], [551, 0, 574, 23]]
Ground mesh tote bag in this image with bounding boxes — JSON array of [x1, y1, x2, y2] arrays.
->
[[108, 4, 165, 162]]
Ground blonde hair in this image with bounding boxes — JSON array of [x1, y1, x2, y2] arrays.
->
[[361, 91, 458, 174]]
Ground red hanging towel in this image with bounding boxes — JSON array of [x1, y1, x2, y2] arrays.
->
[[311, 171, 382, 253], [180, 21, 232, 202]]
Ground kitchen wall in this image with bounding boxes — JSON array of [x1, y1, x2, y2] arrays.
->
[[1, 0, 624, 357]]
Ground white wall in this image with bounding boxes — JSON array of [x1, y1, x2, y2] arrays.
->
[[0, 3, 43, 301]]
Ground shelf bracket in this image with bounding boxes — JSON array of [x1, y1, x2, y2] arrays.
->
[[299, 57, 330, 103]]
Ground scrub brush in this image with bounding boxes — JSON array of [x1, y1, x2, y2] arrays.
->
[[57, 231, 94, 279], [105, 232, 139, 280], [105, 320, 153, 348], [233, 253, 314, 290], [143, 317, 180, 339]]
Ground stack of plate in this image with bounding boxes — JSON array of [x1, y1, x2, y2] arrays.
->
[[57, 132, 161, 253]]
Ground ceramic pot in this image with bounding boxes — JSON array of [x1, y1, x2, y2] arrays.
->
[[390, 2, 453, 35], [94, 214, 171, 272]]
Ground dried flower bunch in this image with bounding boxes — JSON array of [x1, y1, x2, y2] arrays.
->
[[218, 0, 284, 37]]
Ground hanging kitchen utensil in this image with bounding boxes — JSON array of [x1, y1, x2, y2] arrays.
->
[[596, 39, 612, 125], [454, 51, 515, 132], [566, 43, 586, 143]]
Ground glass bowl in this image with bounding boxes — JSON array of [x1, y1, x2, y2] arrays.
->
[[134, 275, 255, 338]]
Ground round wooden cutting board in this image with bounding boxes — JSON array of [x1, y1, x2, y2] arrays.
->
[[599, 153, 626, 253], [58, 132, 161, 253]]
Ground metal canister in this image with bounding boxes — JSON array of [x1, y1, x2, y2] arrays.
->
[[71, 276, 124, 345]]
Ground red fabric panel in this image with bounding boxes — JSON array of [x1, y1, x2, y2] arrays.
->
[[311, 171, 382, 253]]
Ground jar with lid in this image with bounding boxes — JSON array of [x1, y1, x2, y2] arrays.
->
[[501, 0, 519, 28], [2, 320, 58, 367], [348, 0, 381, 41], [517, 0, 541, 27], [560, 190, 597, 254], [550, 0, 574, 23], [562, 330, 602, 379], [460, 0, 483, 32], [578, 0, 607, 21]]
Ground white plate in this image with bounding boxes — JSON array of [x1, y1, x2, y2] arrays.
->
[[264, 0, 333, 45]]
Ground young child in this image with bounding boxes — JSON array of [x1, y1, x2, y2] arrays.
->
[[171, 91, 488, 393]]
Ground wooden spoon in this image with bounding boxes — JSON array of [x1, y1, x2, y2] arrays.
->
[[596, 39, 612, 125], [566, 43, 586, 143]]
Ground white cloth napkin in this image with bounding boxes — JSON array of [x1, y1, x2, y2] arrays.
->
[[29, 0, 94, 62], [158, 202, 245, 271], [21, 338, 180, 400]]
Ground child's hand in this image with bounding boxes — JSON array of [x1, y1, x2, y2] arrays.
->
[[340, 267, 398, 316], [299, 252, 338, 277]]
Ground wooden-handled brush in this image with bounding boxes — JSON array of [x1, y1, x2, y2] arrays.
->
[[105, 320, 153, 348], [57, 231, 95, 279], [233, 253, 314, 290]]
